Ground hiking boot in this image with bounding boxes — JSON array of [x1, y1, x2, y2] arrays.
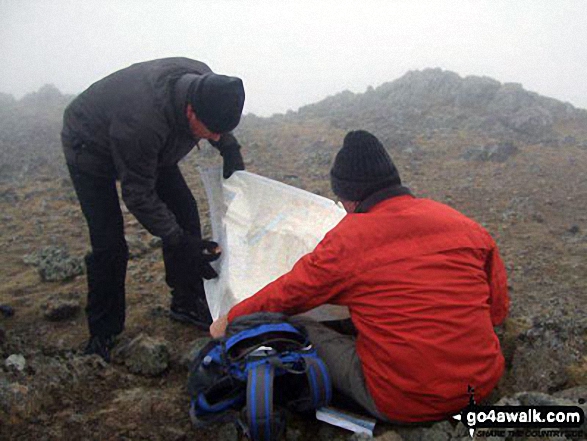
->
[[170, 289, 213, 330], [170, 304, 213, 330], [83, 334, 116, 362]]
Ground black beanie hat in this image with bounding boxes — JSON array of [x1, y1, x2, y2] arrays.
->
[[190, 73, 245, 134], [330, 130, 401, 201]]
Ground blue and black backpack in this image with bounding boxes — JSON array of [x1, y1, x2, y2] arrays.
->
[[187, 312, 332, 441]]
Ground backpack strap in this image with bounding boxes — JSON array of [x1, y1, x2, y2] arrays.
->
[[244, 362, 285, 441], [283, 353, 332, 413], [304, 355, 332, 409]]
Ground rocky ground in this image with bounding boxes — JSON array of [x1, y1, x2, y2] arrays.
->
[[1, 71, 587, 440]]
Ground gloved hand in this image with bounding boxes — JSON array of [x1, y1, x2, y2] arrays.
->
[[221, 143, 245, 179], [209, 133, 245, 179], [162, 232, 222, 287], [199, 239, 222, 280]]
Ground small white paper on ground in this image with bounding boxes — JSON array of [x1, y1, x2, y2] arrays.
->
[[200, 167, 349, 321], [316, 406, 376, 436]]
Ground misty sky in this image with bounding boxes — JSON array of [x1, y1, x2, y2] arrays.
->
[[1, 0, 586, 116]]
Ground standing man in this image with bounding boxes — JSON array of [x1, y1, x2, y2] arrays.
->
[[211, 130, 509, 423], [62, 58, 245, 361]]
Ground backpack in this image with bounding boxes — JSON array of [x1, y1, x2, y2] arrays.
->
[[187, 312, 332, 440]]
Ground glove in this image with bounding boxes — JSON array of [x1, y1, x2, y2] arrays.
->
[[208, 133, 245, 179], [221, 144, 245, 179], [162, 232, 222, 286], [209, 133, 245, 179], [199, 239, 222, 280]]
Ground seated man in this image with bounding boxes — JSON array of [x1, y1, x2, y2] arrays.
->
[[210, 130, 509, 423]]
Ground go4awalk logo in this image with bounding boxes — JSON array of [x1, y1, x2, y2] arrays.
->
[[452, 386, 585, 438]]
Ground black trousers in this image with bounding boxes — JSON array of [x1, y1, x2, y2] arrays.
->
[[68, 163, 205, 337]]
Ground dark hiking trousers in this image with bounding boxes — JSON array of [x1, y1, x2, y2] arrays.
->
[[68, 163, 206, 337]]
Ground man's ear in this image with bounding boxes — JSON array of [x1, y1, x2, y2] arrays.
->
[[186, 103, 195, 120]]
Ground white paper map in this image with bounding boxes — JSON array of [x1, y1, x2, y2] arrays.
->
[[200, 167, 348, 321]]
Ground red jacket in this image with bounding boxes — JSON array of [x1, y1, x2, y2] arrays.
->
[[228, 195, 509, 422]]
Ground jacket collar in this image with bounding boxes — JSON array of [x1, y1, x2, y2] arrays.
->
[[354, 185, 413, 213], [174, 73, 199, 135]]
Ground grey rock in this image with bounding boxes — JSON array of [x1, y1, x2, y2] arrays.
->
[[216, 422, 239, 441], [67, 412, 87, 424], [0, 304, 14, 317], [462, 142, 518, 163], [5, 353, 26, 371], [317, 423, 349, 441], [113, 333, 170, 376], [373, 430, 403, 441], [454, 75, 501, 109], [28, 355, 75, 392], [553, 386, 587, 402], [41, 293, 81, 321], [126, 234, 151, 259], [348, 433, 373, 441], [494, 396, 522, 406], [285, 426, 304, 441], [0, 379, 30, 415], [350, 432, 375, 440], [149, 305, 169, 319], [23, 246, 84, 282], [149, 236, 163, 249], [66, 353, 109, 379], [510, 316, 587, 393], [513, 391, 572, 407], [0, 188, 19, 203]]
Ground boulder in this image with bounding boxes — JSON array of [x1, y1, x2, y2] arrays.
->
[[23, 246, 84, 282], [125, 234, 151, 259], [5, 354, 26, 372], [0, 304, 14, 317], [148, 236, 163, 249], [509, 316, 587, 393], [113, 333, 170, 376], [41, 293, 81, 321], [0, 379, 30, 417]]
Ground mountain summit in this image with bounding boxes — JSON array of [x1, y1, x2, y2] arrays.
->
[[287, 68, 587, 144]]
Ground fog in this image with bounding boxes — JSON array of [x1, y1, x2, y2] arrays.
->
[[1, 0, 586, 116]]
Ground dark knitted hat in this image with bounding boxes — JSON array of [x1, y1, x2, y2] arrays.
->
[[330, 130, 401, 201], [190, 73, 245, 134]]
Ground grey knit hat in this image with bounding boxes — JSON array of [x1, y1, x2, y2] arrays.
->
[[330, 130, 401, 201]]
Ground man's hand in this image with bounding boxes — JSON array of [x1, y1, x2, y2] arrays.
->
[[209, 133, 245, 179], [162, 232, 222, 285], [210, 314, 229, 339]]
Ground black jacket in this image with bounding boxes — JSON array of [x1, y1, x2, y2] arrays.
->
[[62, 57, 239, 239]]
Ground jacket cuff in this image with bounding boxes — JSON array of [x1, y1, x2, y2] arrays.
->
[[161, 228, 184, 247], [209, 133, 240, 156], [227, 301, 250, 323]]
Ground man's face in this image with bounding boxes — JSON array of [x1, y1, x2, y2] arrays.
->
[[186, 104, 221, 142]]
